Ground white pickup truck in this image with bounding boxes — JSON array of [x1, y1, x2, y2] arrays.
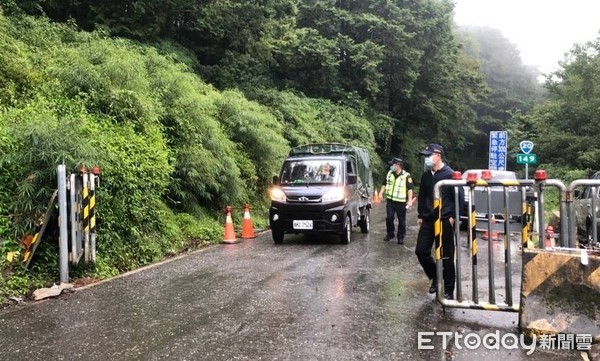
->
[[460, 169, 522, 229]]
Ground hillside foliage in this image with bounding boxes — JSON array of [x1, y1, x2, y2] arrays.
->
[[1, 1, 598, 303], [0, 12, 378, 301]]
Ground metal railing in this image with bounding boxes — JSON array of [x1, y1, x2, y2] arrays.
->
[[565, 179, 600, 249], [58, 165, 100, 282], [433, 175, 567, 312]]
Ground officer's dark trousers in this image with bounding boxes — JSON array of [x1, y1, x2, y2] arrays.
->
[[415, 219, 456, 293], [385, 200, 407, 240]]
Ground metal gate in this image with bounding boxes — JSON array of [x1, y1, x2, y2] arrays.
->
[[432, 170, 568, 312]]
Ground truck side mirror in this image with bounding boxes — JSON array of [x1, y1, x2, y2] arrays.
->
[[347, 174, 357, 185], [273, 175, 279, 185]]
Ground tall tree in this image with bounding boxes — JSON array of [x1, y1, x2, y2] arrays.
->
[[528, 36, 600, 170], [4, 0, 488, 167], [293, 0, 485, 165]]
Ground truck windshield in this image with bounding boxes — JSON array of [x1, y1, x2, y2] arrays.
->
[[280, 160, 342, 185]]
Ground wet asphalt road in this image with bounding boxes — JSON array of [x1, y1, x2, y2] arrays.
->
[[0, 204, 586, 361]]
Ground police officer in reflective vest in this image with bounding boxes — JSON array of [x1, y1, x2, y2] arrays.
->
[[378, 157, 415, 244]]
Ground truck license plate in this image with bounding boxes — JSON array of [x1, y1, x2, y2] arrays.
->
[[293, 220, 313, 230]]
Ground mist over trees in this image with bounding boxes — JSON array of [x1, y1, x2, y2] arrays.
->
[[455, 25, 545, 170]]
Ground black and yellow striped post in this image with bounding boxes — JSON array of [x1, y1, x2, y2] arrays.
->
[[522, 189, 530, 251], [432, 177, 560, 313], [82, 172, 91, 263], [89, 172, 97, 264], [89, 183, 95, 236], [433, 195, 444, 299], [470, 189, 479, 303], [450, 171, 463, 300], [433, 178, 466, 303]]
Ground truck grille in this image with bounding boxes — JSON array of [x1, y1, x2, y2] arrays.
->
[[281, 210, 326, 220], [287, 195, 322, 203]]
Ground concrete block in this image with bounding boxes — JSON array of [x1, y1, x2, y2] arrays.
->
[[519, 248, 600, 342], [32, 282, 74, 301]]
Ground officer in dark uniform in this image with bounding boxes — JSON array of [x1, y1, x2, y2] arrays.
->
[[378, 157, 415, 244], [415, 144, 463, 300]]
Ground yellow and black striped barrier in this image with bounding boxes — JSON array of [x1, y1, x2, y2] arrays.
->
[[432, 175, 567, 313], [82, 172, 90, 263], [17, 166, 101, 271], [433, 198, 442, 262], [90, 184, 95, 236], [82, 177, 90, 233], [23, 190, 58, 269], [470, 188, 479, 303], [433, 179, 465, 304], [89, 173, 97, 264]]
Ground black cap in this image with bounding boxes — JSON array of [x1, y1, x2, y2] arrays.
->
[[388, 157, 404, 166], [419, 143, 444, 156]]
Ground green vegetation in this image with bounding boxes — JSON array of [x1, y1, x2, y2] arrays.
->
[[0, 1, 599, 304], [0, 10, 380, 303]]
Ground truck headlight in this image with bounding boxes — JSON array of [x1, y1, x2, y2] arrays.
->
[[322, 187, 345, 202], [270, 187, 286, 202]]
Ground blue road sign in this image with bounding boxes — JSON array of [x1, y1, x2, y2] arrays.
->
[[489, 131, 508, 171]]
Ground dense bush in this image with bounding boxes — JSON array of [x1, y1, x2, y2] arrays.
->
[[246, 88, 386, 177], [0, 13, 382, 303], [216, 89, 289, 190]]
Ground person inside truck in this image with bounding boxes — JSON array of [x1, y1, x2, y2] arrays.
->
[[285, 164, 304, 183], [319, 163, 335, 181]]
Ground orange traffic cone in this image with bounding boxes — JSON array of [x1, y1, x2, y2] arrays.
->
[[482, 216, 499, 240], [241, 203, 255, 239], [482, 230, 500, 241], [223, 206, 238, 244], [491, 230, 500, 241]]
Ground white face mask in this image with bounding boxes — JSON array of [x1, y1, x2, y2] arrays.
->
[[424, 156, 434, 167], [390, 165, 395, 172]]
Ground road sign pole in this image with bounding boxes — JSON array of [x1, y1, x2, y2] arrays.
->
[[58, 165, 69, 283], [519, 140, 535, 179]]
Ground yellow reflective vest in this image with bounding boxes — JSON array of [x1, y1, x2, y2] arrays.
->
[[385, 171, 410, 202]]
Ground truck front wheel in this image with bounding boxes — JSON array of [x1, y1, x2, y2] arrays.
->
[[272, 229, 284, 243], [340, 215, 351, 244]]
